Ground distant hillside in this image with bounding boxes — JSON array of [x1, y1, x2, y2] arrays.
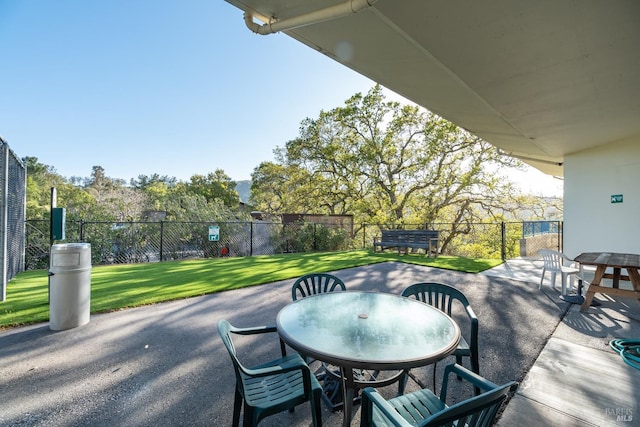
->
[[235, 180, 251, 203]]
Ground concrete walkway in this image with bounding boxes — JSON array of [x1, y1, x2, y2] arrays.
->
[[486, 259, 640, 427], [1, 259, 639, 426]]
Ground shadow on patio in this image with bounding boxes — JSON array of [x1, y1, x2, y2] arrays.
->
[[1, 261, 638, 426]]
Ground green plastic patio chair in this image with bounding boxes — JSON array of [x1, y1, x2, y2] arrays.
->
[[291, 272, 346, 300], [400, 282, 479, 393], [360, 363, 518, 427], [217, 319, 323, 427]]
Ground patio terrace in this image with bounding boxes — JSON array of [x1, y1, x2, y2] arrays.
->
[[1, 260, 639, 426]]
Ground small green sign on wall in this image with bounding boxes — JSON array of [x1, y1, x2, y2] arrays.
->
[[611, 194, 623, 204], [208, 225, 220, 241]]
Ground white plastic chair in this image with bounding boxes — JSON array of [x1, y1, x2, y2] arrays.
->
[[537, 249, 581, 296]]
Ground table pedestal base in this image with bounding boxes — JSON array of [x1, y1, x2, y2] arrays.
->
[[318, 374, 361, 412], [561, 282, 601, 305], [318, 365, 404, 412]]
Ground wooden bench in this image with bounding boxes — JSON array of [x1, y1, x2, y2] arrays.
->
[[373, 229, 440, 257]]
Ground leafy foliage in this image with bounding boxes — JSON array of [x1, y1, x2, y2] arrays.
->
[[282, 222, 350, 253], [24, 159, 245, 224], [186, 169, 240, 207], [250, 85, 535, 252]]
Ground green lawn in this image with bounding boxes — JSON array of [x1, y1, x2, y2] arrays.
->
[[0, 250, 502, 329]]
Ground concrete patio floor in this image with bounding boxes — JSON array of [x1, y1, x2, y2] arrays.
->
[[1, 259, 639, 426], [487, 259, 640, 427]]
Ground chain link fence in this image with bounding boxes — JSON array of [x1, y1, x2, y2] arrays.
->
[[1, 139, 27, 300], [24, 218, 563, 271], [25, 219, 353, 268]]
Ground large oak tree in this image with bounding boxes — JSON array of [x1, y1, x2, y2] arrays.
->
[[251, 85, 525, 249]]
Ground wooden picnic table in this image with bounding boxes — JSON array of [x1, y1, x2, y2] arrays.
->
[[574, 252, 640, 312]]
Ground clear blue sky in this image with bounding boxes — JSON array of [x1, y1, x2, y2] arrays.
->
[[0, 0, 562, 195], [0, 0, 379, 182]]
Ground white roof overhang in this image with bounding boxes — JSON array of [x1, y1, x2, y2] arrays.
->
[[224, 0, 640, 176]]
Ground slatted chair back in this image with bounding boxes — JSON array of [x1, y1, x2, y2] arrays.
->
[[401, 283, 477, 359], [422, 375, 517, 427], [360, 363, 518, 427], [421, 389, 511, 426], [292, 273, 346, 301], [218, 320, 245, 390], [401, 282, 480, 392], [539, 249, 564, 271]]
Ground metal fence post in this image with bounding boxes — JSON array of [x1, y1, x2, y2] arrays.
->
[[159, 220, 164, 262], [250, 221, 254, 256], [1, 141, 27, 301], [501, 221, 506, 261], [313, 223, 317, 251], [1, 145, 7, 302], [558, 221, 563, 252]]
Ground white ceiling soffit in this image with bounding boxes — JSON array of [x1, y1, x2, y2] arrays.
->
[[225, 0, 640, 176]]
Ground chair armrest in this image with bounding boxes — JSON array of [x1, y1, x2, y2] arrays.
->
[[230, 324, 277, 335], [361, 387, 414, 427], [231, 324, 287, 356], [244, 353, 311, 378], [465, 305, 479, 354], [562, 254, 580, 269], [440, 364, 498, 402]]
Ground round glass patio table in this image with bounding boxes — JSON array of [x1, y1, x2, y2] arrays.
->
[[276, 291, 461, 426]]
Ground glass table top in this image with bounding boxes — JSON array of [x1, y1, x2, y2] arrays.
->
[[277, 291, 460, 370]]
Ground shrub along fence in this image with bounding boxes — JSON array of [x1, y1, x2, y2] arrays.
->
[[24, 219, 562, 270]]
